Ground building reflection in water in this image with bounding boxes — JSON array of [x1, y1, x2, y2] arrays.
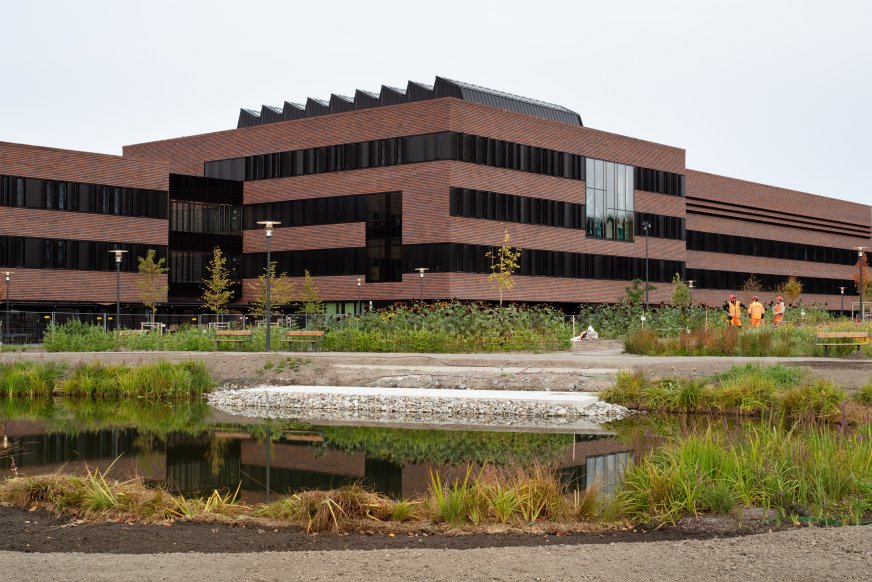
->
[[1, 421, 633, 501]]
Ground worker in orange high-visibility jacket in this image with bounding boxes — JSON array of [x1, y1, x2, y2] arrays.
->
[[748, 296, 765, 328], [772, 296, 786, 326], [725, 295, 743, 327]]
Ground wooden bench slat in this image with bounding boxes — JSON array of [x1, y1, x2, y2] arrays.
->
[[285, 331, 325, 337], [816, 332, 869, 339], [215, 330, 252, 337], [815, 342, 866, 346]]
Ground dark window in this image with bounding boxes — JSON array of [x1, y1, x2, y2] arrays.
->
[[686, 268, 852, 295], [686, 230, 855, 266], [204, 132, 587, 184], [449, 187, 585, 230], [365, 192, 403, 283], [0, 174, 167, 219], [634, 167, 684, 196]]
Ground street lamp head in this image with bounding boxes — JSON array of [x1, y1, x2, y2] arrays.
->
[[839, 287, 846, 294], [357, 277, 361, 287], [415, 267, 429, 278], [642, 221, 651, 232], [108, 249, 128, 263], [4, 271, 11, 282], [687, 280, 695, 289], [257, 220, 281, 237], [858, 246, 867, 257]]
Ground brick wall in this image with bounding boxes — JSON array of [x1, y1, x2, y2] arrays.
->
[[1, 141, 169, 191]]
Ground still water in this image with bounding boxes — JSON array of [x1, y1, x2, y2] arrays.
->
[[0, 399, 639, 502]]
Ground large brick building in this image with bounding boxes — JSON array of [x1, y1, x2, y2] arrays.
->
[[1, 77, 869, 314]]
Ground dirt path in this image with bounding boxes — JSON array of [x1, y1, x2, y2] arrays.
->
[[1, 522, 868, 581], [3, 346, 870, 393]]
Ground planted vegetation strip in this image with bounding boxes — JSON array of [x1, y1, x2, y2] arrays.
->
[[43, 302, 572, 353], [599, 364, 867, 422], [0, 360, 212, 399], [616, 424, 872, 526], [623, 325, 872, 358]]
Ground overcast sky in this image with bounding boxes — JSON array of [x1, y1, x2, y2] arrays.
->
[[1, 0, 869, 205]]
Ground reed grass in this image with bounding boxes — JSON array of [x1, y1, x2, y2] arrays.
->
[[600, 364, 864, 422], [615, 424, 872, 526], [0, 360, 212, 399]]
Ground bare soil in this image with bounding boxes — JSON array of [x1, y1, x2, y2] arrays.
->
[[0, 505, 772, 554]]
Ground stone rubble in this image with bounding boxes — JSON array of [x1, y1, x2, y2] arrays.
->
[[207, 386, 633, 425]]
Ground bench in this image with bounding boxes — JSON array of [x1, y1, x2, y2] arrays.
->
[[815, 331, 869, 356], [281, 330, 324, 351], [212, 330, 253, 346]]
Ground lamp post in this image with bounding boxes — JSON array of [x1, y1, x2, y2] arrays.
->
[[108, 251, 127, 330], [859, 247, 867, 322], [356, 277, 362, 315], [257, 221, 281, 352], [4, 272, 11, 317], [687, 280, 695, 307], [642, 221, 651, 308], [839, 286, 846, 315], [414, 268, 429, 303]]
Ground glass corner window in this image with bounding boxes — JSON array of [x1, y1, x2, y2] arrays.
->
[[585, 160, 634, 241]]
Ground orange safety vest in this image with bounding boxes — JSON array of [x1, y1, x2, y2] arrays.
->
[[773, 302, 785, 322], [748, 301, 765, 320], [728, 301, 742, 326]]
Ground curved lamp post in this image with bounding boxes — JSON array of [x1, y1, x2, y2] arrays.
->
[[108, 250, 127, 330], [256, 221, 280, 352], [839, 286, 846, 314], [687, 279, 695, 306]]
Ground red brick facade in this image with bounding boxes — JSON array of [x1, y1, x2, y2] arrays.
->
[[3, 94, 870, 310], [0, 142, 168, 305]]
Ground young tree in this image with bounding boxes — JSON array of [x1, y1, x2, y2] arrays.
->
[[135, 249, 168, 323], [670, 273, 691, 308], [248, 261, 296, 318], [776, 276, 803, 306], [300, 270, 325, 314], [622, 278, 657, 307], [854, 253, 872, 299], [739, 274, 762, 307], [201, 246, 234, 314], [485, 230, 522, 306]]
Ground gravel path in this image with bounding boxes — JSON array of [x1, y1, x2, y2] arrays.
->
[[2, 526, 868, 581]]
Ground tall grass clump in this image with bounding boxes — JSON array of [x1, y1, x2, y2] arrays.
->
[[616, 425, 872, 526], [59, 361, 212, 398], [855, 379, 872, 405], [601, 364, 866, 422], [0, 361, 67, 397], [0, 360, 213, 399], [43, 321, 116, 352]]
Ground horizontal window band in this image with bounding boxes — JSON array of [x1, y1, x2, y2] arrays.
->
[[0, 235, 166, 272], [204, 132, 683, 196], [241, 243, 685, 284], [686, 268, 853, 295], [0, 175, 168, 219], [687, 231, 857, 266]]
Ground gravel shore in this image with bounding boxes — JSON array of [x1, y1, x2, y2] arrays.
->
[[208, 386, 632, 424]]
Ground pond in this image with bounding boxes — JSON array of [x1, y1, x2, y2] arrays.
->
[[0, 398, 636, 502]]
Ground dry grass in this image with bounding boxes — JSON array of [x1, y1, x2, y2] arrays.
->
[[0, 464, 613, 533]]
